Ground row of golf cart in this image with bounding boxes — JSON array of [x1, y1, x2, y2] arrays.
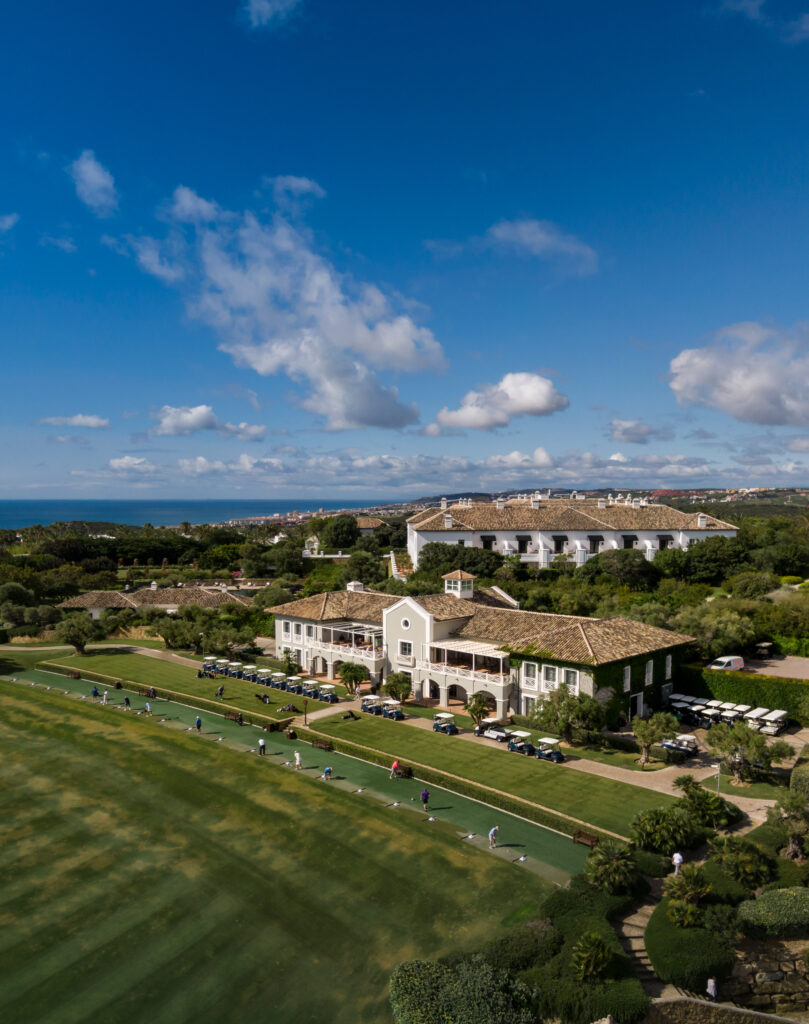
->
[[202, 659, 341, 703], [360, 695, 405, 720], [667, 693, 788, 735], [431, 713, 565, 761]]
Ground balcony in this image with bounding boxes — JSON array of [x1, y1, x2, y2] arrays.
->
[[415, 661, 511, 687], [309, 638, 386, 663]]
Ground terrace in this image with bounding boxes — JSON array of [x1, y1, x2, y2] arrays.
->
[[417, 639, 511, 687], [308, 621, 386, 664]]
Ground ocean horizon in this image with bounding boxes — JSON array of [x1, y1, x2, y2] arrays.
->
[[0, 498, 397, 531]]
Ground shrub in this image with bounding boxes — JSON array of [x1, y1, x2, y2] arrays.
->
[[631, 806, 702, 854], [791, 757, 809, 799], [645, 899, 735, 991], [701, 859, 749, 905], [480, 920, 561, 973], [702, 903, 739, 942], [738, 887, 809, 939], [781, 576, 803, 586], [632, 848, 671, 877], [707, 836, 773, 890], [663, 865, 711, 906], [584, 841, 638, 894], [570, 931, 613, 981], [667, 900, 702, 928]]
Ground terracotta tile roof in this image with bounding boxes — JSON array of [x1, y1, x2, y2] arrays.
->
[[407, 499, 735, 533], [356, 516, 385, 529], [58, 587, 251, 611], [441, 569, 476, 580], [267, 590, 401, 623], [58, 591, 138, 610]]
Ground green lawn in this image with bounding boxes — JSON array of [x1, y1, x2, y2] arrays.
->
[[314, 714, 673, 836], [702, 773, 788, 801], [0, 682, 546, 1024], [39, 649, 345, 720]]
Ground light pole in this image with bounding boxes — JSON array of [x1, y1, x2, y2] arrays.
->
[[711, 763, 721, 796]]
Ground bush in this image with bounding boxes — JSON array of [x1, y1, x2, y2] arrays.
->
[[632, 849, 670, 877], [706, 836, 773, 891], [791, 757, 809, 798], [479, 920, 562, 973], [680, 663, 809, 725], [738, 887, 809, 938], [780, 576, 803, 586], [701, 859, 749, 905], [702, 903, 739, 942], [645, 899, 735, 991], [631, 806, 703, 854]]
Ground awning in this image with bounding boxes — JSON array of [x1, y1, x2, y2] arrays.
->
[[429, 638, 509, 659], [323, 620, 383, 634]]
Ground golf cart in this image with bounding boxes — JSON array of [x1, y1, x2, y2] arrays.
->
[[319, 683, 339, 704], [760, 709, 788, 736], [482, 723, 513, 743], [507, 730, 536, 755], [361, 695, 382, 715], [660, 733, 699, 756], [382, 698, 404, 720], [474, 715, 500, 737], [535, 737, 565, 763], [433, 712, 459, 735]]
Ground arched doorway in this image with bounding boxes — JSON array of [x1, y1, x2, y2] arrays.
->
[[471, 689, 497, 711], [429, 680, 440, 700], [447, 683, 468, 709]]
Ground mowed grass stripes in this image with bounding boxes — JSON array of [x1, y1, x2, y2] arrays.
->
[[0, 682, 545, 1024], [313, 714, 674, 836]]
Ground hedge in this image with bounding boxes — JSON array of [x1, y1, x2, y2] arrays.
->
[[37, 660, 293, 732], [774, 634, 809, 657], [738, 887, 809, 938], [701, 860, 749, 905], [791, 752, 809, 797], [295, 726, 620, 841], [644, 899, 735, 991], [680, 663, 809, 725]]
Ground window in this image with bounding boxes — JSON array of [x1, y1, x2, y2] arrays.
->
[[294, 622, 302, 638], [523, 662, 538, 686], [552, 535, 568, 555], [564, 669, 578, 692], [457, 540, 465, 547], [665, 654, 672, 680], [282, 620, 290, 636], [399, 640, 413, 657], [542, 665, 557, 689], [481, 535, 496, 551], [524, 696, 536, 717], [622, 535, 637, 550], [306, 624, 314, 638], [645, 659, 653, 686], [657, 534, 673, 551], [588, 535, 603, 555], [516, 534, 531, 554], [446, 578, 460, 593], [401, 618, 410, 630], [623, 665, 631, 693]]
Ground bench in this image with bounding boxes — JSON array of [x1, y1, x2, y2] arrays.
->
[[572, 830, 599, 848], [224, 712, 248, 726], [312, 738, 333, 751]]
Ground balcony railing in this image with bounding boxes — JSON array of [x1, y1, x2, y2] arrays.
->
[[310, 639, 386, 660], [415, 661, 512, 687]]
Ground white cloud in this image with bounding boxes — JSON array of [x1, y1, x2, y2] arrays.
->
[[126, 186, 444, 430], [267, 175, 325, 207], [787, 437, 809, 453], [609, 418, 674, 444], [484, 219, 598, 275], [68, 150, 118, 217], [39, 413, 109, 428], [435, 372, 569, 431], [244, 0, 303, 28], [40, 235, 77, 253], [0, 213, 19, 233], [168, 185, 221, 224], [108, 455, 156, 473], [150, 404, 267, 441], [669, 321, 809, 426], [609, 452, 629, 463]]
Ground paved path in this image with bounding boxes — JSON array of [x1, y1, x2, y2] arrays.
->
[[615, 878, 680, 999]]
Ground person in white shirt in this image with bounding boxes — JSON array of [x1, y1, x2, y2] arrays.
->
[[672, 851, 684, 876], [258, 737, 266, 756], [706, 976, 717, 1002], [488, 826, 499, 849]]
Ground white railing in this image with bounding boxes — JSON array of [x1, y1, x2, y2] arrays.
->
[[415, 661, 511, 687], [311, 639, 386, 660]]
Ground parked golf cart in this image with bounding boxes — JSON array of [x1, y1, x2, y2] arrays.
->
[[535, 737, 565, 762], [474, 715, 500, 737], [660, 733, 699, 756], [361, 695, 382, 715], [483, 724, 513, 743], [382, 698, 404, 720], [433, 712, 459, 735], [507, 730, 536, 755], [319, 683, 339, 704]]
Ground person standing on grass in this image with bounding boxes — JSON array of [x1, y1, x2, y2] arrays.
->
[[390, 759, 400, 779], [91, 686, 99, 701], [672, 851, 684, 876], [144, 701, 152, 715], [488, 826, 499, 849], [123, 696, 131, 710], [294, 750, 302, 770], [421, 788, 430, 811], [101, 690, 108, 705], [258, 737, 266, 756], [706, 977, 718, 1002], [195, 716, 202, 734]]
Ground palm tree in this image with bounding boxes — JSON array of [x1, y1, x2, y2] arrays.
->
[[570, 932, 612, 982], [663, 864, 711, 905], [767, 791, 809, 861], [465, 691, 493, 726], [584, 841, 637, 893]]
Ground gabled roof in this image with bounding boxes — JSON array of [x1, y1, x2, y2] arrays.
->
[[407, 498, 735, 534], [59, 587, 251, 610], [441, 569, 476, 580], [356, 516, 384, 529]]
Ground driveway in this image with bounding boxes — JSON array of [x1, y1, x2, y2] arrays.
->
[[744, 656, 809, 680]]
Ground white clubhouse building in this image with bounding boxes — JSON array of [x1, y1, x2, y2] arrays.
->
[[406, 493, 737, 569], [269, 574, 692, 720]]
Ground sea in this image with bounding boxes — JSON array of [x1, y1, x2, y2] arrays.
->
[[0, 499, 395, 531]]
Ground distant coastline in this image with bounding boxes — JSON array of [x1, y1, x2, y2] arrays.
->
[[0, 498, 401, 531]]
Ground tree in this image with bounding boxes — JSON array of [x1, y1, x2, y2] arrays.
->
[[383, 672, 412, 703], [281, 648, 301, 675], [584, 841, 637, 893], [530, 686, 605, 744], [322, 515, 360, 551], [337, 662, 368, 689], [339, 550, 387, 586], [671, 604, 757, 660], [664, 864, 711, 906], [54, 613, 98, 654], [632, 712, 679, 767], [570, 931, 613, 982], [708, 835, 773, 886], [767, 791, 809, 861], [673, 775, 735, 829], [465, 691, 493, 726], [705, 720, 792, 785], [578, 548, 662, 592], [631, 806, 701, 855]]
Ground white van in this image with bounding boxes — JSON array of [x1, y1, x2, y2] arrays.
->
[[707, 655, 745, 671]]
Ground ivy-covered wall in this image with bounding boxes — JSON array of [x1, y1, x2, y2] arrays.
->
[[593, 644, 690, 722], [680, 663, 809, 726]]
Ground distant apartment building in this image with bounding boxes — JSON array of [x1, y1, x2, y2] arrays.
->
[[406, 493, 737, 569], [268, 575, 693, 719]]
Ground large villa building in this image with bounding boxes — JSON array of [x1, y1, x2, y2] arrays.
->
[[406, 493, 737, 569], [268, 574, 693, 720]]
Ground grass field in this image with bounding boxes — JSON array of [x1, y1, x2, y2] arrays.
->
[[0, 682, 547, 1024], [314, 714, 674, 836], [39, 649, 344, 719]]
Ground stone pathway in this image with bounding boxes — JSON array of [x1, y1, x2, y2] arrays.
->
[[614, 878, 680, 999]]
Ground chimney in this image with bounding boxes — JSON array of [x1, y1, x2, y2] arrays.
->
[[632, 498, 640, 509], [697, 513, 708, 528], [496, 498, 505, 510], [440, 497, 447, 510], [597, 498, 606, 509], [530, 497, 540, 509], [346, 580, 365, 593], [444, 514, 453, 528]]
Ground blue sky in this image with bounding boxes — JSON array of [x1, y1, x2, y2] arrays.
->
[[3, 0, 809, 498]]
